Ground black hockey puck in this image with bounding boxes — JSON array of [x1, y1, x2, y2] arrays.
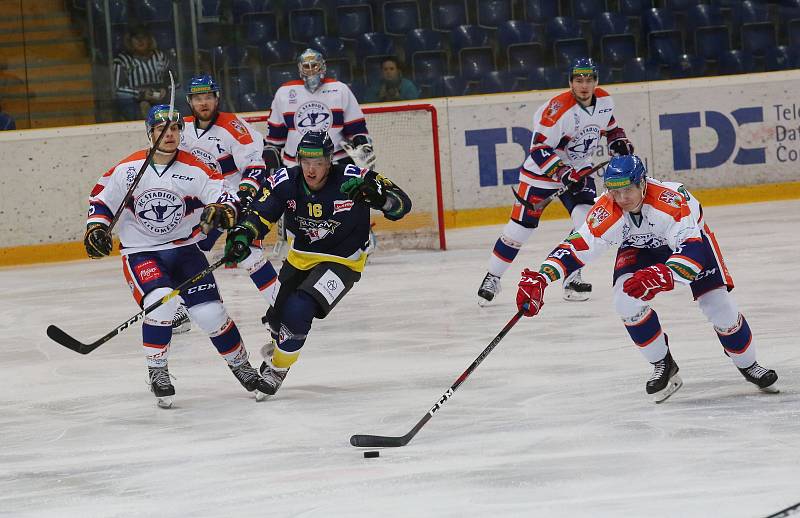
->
[[363, 451, 380, 458]]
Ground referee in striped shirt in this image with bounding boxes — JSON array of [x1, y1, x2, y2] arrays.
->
[[113, 25, 172, 121]]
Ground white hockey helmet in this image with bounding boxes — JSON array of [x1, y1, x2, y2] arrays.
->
[[297, 48, 326, 93]]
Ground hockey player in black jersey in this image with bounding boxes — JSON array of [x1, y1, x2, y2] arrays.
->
[[224, 130, 411, 395]]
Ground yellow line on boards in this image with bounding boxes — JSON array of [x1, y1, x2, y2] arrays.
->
[[1, 182, 799, 267]]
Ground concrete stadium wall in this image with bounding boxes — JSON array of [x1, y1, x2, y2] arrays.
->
[[1, 71, 799, 265]]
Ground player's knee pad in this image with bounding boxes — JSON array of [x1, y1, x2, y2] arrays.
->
[[187, 301, 229, 335], [143, 287, 179, 325], [569, 204, 590, 229], [502, 219, 536, 245], [238, 245, 265, 271], [613, 276, 648, 319], [698, 287, 739, 329], [280, 291, 317, 338]]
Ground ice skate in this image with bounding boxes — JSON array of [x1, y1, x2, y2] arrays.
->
[[646, 351, 683, 403], [258, 358, 289, 396], [230, 360, 273, 401], [148, 366, 175, 409], [171, 303, 191, 334], [477, 272, 501, 306], [739, 362, 779, 393], [562, 269, 591, 301]]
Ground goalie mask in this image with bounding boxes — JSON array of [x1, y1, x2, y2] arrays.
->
[[297, 48, 326, 93]]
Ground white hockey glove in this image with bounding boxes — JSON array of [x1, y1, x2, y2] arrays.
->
[[341, 135, 376, 169]]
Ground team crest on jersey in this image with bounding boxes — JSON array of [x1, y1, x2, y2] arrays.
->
[[588, 205, 610, 229], [659, 190, 682, 208], [296, 216, 340, 242], [230, 118, 247, 136], [333, 200, 354, 214], [567, 124, 601, 160], [545, 100, 562, 120], [125, 166, 137, 188], [295, 101, 332, 131], [286, 199, 296, 211], [191, 148, 220, 171], [134, 188, 185, 235]]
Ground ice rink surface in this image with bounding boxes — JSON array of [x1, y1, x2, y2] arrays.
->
[[1, 200, 798, 518]]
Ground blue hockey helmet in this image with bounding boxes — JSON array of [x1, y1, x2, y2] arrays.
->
[[569, 57, 598, 80], [297, 48, 326, 93], [145, 104, 183, 137], [603, 155, 646, 190], [297, 130, 334, 159], [186, 73, 220, 98]]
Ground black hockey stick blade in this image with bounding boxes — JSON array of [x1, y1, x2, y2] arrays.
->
[[350, 309, 526, 448], [46, 324, 101, 355]]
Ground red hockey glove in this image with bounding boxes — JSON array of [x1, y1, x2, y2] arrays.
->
[[622, 263, 674, 301], [516, 268, 548, 317]]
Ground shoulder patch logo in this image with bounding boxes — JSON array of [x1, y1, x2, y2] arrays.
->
[[546, 100, 562, 119], [658, 190, 682, 208], [588, 205, 611, 229], [229, 118, 247, 135]]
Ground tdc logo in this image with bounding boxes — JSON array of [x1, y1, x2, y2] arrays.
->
[[659, 107, 765, 170]]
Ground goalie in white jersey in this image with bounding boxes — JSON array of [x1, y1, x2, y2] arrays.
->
[[515, 155, 778, 402], [84, 104, 274, 407], [478, 58, 634, 306], [176, 74, 278, 333]]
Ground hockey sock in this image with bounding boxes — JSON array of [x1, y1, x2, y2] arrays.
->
[[487, 220, 534, 277], [623, 307, 668, 363], [142, 322, 172, 368], [209, 318, 248, 368], [272, 291, 316, 369], [238, 248, 278, 302], [715, 314, 755, 368]]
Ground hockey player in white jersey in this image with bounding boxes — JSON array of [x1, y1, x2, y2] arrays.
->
[[515, 155, 778, 402], [477, 58, 634, 306], [177, 74, 278, 333], [84, 104, 274, 407]]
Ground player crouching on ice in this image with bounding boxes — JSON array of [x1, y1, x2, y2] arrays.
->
[[223, 130, 412, 396], [514, 155, 778, 403], [84, 104, 275, 407]]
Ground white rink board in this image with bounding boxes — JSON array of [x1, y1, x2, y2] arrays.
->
[[1, 200, 799, 517]]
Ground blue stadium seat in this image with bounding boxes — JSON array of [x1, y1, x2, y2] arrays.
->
[[450, 25, 495, 81], [325, 58, 353, 83], [741, 22, 776, 57], [667, 53, 705, 78], [91, 0, 128, 25], [431, 0, 469, 32], [528, 66, 564, 89], [498, 20, 544, 76], [406, 28, 446, 55], [554, 39, 590, 68], [336, 2, 374, 40], [619, 0, 652, 16], [740, 1, 770, 24], [694, 26, 729, 62], [441, 75, 466, 96], [356, 32, 396, 84], [287, 0, 327, 44], [648, 30, 683, 66], [718, 49, 755, 75], [228, 70, 257, 105], [765, 45, 794, 71], [593, 12, 635, 68], [479, 70, 526, 93], [477, 0, 512, 29], [134, 0, 173, 22], [546, 16, 581, 44], [383, 1, 421, 36], [643, 7, 676, 32], [525, 0, 559, 24], [260, 40, 297, 66], [243, 15, 278, 47], [150, 22, 176, 52], [199, 0, 222, 17], [571, 0, 605, 21], [240, 92, 270, 112], [593, 11, 629, 38], [267, 62, 299, 95], [621, 56, 661, 82], [310, 36, 347, 59], [232, 0, 276, 23], [789, 18, 800, 49], [413, 53, 448, 87]]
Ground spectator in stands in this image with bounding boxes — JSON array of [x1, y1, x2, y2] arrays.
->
[[365, 56, 420, 103], [113, 24, 172, 121], [0, 99, 15, 130]]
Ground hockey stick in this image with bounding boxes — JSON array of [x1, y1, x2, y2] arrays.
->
[[47, 251, 234, 355], [350, 308, 526, 448], [764, 501, 800, 518], [106, 71, 176, 235], [511, 160, 610, 213]]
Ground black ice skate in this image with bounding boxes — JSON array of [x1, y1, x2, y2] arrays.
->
[[148, 366, 175, 409], [477, 272, 501, 306], [172, 304, 191, 334], [739, 362, 779, 393], [259, 359, 289, 396], [563, 269, 591, 302], [230, 361, 273, 401], [646, 350, 683, 403]]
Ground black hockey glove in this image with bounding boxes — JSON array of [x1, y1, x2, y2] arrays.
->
[[224, 221, 258, 265], [236, 184, 257, 208], [340, 173, 387, 210], [200, 203, 236, 234], [609, 138, 634, 156], [84, 223, 113, 259]]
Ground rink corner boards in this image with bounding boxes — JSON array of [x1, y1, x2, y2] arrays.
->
[[1, 181, 799, 268]]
